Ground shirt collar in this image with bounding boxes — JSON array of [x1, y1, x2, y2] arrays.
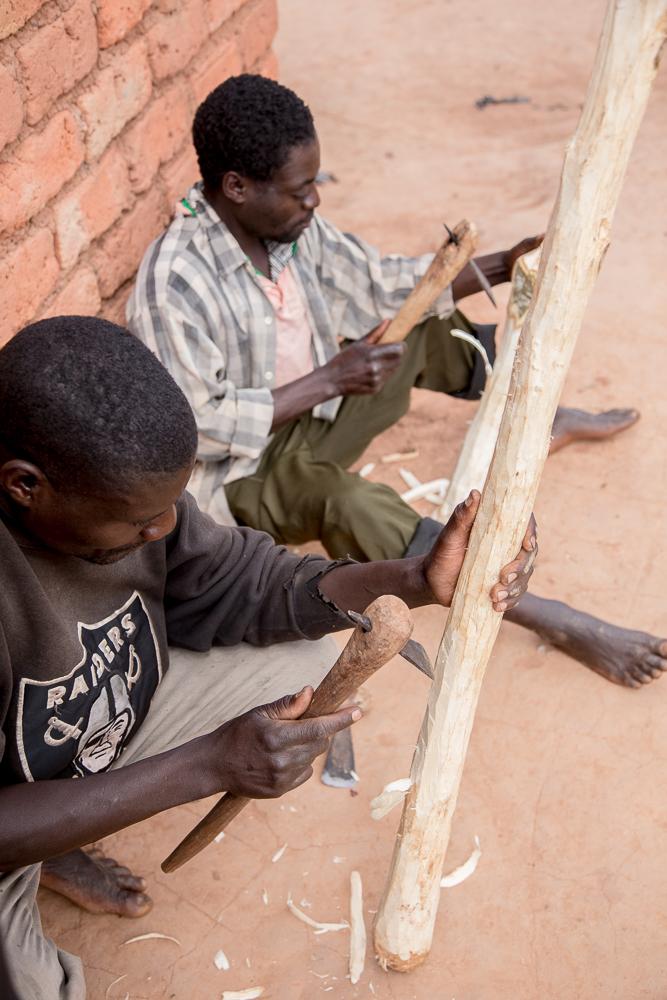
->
[[184, 183, 296, 282]]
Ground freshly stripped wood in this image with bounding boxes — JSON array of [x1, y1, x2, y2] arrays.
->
[[378, 220, 478, 343], [436, 246, 541, 522], [348, 871, 367, 984], [373, 0, 667, 971]]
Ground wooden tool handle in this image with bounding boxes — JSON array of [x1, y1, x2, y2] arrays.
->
[[378, 219, 478, 344], [161, 595, 414, 873]]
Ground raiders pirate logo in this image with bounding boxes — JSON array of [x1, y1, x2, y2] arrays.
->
[[16, 592, 161, 781]]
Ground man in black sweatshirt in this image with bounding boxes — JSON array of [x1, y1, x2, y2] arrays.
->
[[0, 316, 534, 999]]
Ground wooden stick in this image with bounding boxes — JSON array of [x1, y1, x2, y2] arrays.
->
[[161, 595, 414, 873], [378, 220, 478, 344], [373, 0, 667, 971], [435, 246, 542, 522]]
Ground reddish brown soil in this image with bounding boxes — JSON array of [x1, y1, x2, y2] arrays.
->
[[40, 1, 667, 997]]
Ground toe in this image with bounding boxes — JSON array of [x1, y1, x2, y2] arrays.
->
[[120, 891, 153, 918], [642, 653, 667, 678], [115, 873, 148, 892]]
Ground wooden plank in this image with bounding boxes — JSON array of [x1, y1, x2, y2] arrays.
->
[[373, 0, 667, 972]]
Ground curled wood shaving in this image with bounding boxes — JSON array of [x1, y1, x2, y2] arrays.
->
[[214, 831, 225, 842], [214, 948, 230, 970], [349, 871, 366, 985], [286, 892, 349, 934], [441, 836, 481, 887], [451, 328, 493, 376], [120, 932, 181, 947], [271, 842, 288, 863], [105, 974, 127, 997], [261, 887, 269, 905], [221, 990, 265, 999], [358, 462, 375, 478], [400, 477, 450, 505], [381, 449, 419, 464], [370, 778, 413, 820]]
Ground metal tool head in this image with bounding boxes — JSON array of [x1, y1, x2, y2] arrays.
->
[[347, 609, 372, 632], [469, 257, 498, 308], [443, 222, 459, 246], [399, 638, 434, 680]]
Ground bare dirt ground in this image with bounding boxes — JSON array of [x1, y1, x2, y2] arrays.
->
[[40, 1, 667, 997]]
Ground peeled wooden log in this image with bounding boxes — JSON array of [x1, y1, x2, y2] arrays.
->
[[378, 220, 478, 343], [436, 246, 542, 522], [373, 0, 667, 971]]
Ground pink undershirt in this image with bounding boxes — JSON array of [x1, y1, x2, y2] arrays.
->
[[256, 266, 314, 389]]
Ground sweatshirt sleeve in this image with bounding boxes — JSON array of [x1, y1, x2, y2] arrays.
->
[[163, 493, 354, 649]]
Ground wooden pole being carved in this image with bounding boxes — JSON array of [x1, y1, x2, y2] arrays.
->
[[373, 0, 667, 972], [436, 246, 542, 522]]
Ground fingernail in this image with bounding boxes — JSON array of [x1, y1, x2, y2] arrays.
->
[[496, 590, 508, 601], [497, 602, 508, 611], [351, 709, 362, 721], [465, 494, 473, 506], [507, 573, 517, 584], [530, 535, 536, 549]]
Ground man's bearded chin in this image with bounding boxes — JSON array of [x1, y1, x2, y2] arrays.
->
[[80, 539, 148, 565]]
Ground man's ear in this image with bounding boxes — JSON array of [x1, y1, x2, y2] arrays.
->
[[221, 170, 249, 204], [0, 460, 50, 508]]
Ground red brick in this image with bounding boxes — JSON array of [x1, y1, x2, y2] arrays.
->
[[257, 46, 278, 79], [208, 0, 246, 32], [0, 228, 59, 345], [0, 64, 23, 152], [91, 187, 170, 297], [145, 0, 209, 80], [120, 85, 191, 192], [17, 0, 98, 125], [235, 0, 277, 71], [0, 0, 48, 41], [0, 111, 85, 237], [161, 142, 200, 208], [77, 39, 152, 162], [189, 37, 241, 104], [98, 280, 133, 327], [53, 146, 132, 268], [96, 0, 152, 49], [41, 265, 101, 318]]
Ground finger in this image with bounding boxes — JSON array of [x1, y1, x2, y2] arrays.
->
[[285, 705, 362, 745], [433, 490, 481, 556], [259, 686, 315, 722], [495, 515, 537, 587], [363, 318, 391, 344]]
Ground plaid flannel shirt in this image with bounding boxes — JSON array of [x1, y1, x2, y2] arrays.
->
[[127, 183, 455, 504]]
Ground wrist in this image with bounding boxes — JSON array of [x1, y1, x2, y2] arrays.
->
[[401, 554, 438, 607]]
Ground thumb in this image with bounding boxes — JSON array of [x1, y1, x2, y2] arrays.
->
[[432, 490, 481, 557], [260, 686, 314, 722], [363, 318, 391, 344]]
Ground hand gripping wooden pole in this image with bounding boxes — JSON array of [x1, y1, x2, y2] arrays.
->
[[377, 220, 478, 344], [435, 245, 542, 522], [373, 0, 667, 971], [162, 595, 414, 873]]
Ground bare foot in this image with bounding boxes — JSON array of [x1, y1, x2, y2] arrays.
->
[[506, 594, 667, 688], [40, 845, 152, 917], [549, 406, 639, 454]]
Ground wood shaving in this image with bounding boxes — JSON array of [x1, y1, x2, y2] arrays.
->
[[370, 778, 413, 820], [441, 836, 482, 887], [400, 477, 450, 505], [120, 932, 181, 947], [358, 462, 375, 478], [286, 891, 349, 934], [451, 328, 493, 376], [215, 831, 225, 842], [380, 449, 419, 463], [105, 974, 127, 997], [349, 871, 366, 985], [221, 989, 265, 999], [271, 842, 288, 863], [398, 468, 421, 490], [214, 948, 230, 970], [262, 888, 269, 905]]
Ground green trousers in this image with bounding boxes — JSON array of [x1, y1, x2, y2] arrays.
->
[[225, 310, 491, 562]]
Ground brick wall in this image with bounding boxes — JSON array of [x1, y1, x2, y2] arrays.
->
[[0, 0, 279, 344]]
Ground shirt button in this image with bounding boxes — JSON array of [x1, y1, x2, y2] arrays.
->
[[264, 316, 273, 325], [265, 371, 273, 380]]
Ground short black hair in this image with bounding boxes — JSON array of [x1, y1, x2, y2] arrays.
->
[[193, 73, 316, 189], [0, 316, 198, 495]]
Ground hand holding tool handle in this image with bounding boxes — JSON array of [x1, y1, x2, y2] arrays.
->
[[161, 595, 414, 873], [378, 219, 478, 344]]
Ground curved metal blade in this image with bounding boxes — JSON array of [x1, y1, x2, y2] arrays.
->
[[469, 258, 498, 307], [399, 638, 434, 680]]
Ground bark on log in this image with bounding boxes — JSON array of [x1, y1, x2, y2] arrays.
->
[[373, 0, 667, 972], [378, 220, 478, 344], [435, 246, 542, 522]]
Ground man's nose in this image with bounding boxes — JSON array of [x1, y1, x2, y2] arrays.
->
[[304, 183, 320, 210], [140, 505, 178, 542]]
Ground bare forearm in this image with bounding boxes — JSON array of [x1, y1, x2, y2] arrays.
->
[[451, 251, 509, 301], [320, 556, 435, 614], [271, 368, 338, 431], [0, 735, 219, 870]]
